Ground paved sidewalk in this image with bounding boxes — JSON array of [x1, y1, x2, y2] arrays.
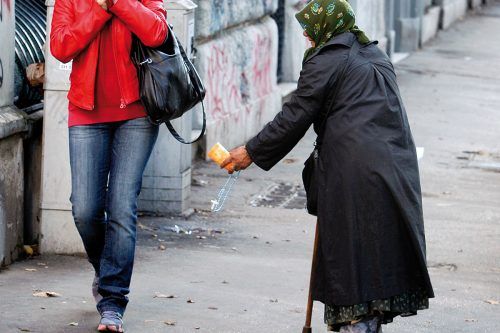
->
[[1, 3, 500, 333]]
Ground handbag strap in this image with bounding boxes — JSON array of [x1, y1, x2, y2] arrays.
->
[[316, 38, 361, 147], [165, 99, 206, 145], [164, 33, 207, 145]]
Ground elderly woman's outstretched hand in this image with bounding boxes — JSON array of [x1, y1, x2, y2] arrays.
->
[[220, 146, 253, 174]]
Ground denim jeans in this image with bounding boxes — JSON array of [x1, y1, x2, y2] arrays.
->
[[69, 117, 158, 315]]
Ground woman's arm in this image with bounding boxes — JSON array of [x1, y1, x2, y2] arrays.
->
[[243, 55, 336, 171], [109, 0, 167, 47], [50, 0, 111, 63]]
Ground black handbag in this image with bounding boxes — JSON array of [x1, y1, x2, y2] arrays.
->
[[132, 25, 206, 144], [302, 40, 360, 216]]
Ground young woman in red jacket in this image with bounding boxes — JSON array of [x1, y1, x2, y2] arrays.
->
[[50, 0, 167, 331]]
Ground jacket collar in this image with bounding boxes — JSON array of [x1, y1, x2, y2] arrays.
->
[[325, 32, 379, 48], [324, 32, 357, 48], [306, 32, 378, 63]]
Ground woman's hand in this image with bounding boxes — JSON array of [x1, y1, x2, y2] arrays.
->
[[220, 146, 253, 174], [95, 0, 108, 11]]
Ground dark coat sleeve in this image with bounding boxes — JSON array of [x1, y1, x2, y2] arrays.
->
[[246, 51, 345, 171]]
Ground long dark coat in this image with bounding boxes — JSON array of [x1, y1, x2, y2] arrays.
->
[[246, 33, 434, 306]]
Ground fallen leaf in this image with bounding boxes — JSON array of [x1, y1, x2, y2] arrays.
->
[[270, 299, 278, 303], [195, 327, 201, 330], [465, 318, 477, 322], [187, 299, 195, 304], [154, 293, 177, 299], [484, 300, 499, 305], [164, 321, 176, 326], [18, 328, 31, 332], [33, 291, 61, 298], [68, 322, 78, 326], [221, 281, 229, 285], [36, 262, 46, 266], [158, 245, 166, 251], [25, 268, 37, 272], [208, 306, 218, 310]]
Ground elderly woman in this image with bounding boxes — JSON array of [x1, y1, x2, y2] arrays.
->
[[221, 0, 434, 332]]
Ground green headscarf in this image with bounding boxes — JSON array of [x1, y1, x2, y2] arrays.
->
[[295, 0, 370, 61]]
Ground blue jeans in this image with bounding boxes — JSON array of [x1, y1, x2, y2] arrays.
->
[[69, 117, 158, 315]]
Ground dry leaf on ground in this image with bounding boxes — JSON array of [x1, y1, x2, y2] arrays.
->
[[33, 291, 61, 298], [164, 321, 176, 326], [25, 268, 37, 272], [154, 293, 177, 299], [68, 322, 78, 326], [187, 299, 195, 304], [484, 299, 499, 305]]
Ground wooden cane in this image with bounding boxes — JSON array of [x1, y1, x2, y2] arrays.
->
[[302, 220, 320, 333]]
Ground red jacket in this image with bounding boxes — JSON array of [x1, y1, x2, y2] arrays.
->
[[50, 0, 167, 110]]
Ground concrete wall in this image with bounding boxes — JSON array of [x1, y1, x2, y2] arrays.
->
[[280, 0, 308, 82], [0, 130, 24, 266], [196, 16, 281, 152], [39, 1, 84, 254], [351, 0, 388, 50], [195, 0, 278, 39], [437, 0, 469, 29], [422, 5, 441, 45], [0, 0, 24, 267], [0, 0, 15, 106]]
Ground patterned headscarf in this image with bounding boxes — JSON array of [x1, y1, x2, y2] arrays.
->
[[295, 0, 370, 61]]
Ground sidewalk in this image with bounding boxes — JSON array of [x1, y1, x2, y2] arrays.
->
[[1, 4, 500, 332]]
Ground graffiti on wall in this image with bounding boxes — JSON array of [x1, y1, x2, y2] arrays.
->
[[201, 19, 277, 122]]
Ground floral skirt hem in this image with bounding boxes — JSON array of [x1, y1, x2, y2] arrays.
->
[[325, 288, 429, 332]]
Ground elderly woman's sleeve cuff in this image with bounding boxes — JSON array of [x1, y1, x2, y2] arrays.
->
[[246, 138, 273, 171]]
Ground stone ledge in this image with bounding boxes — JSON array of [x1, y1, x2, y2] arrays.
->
[[422, 6, 442, 45], [0, 106, 28, 140]]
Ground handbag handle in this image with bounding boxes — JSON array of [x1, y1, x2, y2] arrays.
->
[[164, 33, 207, 145], [165, 100, 206, 145], [315, 38, 361, 148]]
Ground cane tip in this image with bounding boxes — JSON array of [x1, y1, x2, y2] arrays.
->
[[302, 327, 312, 333]]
